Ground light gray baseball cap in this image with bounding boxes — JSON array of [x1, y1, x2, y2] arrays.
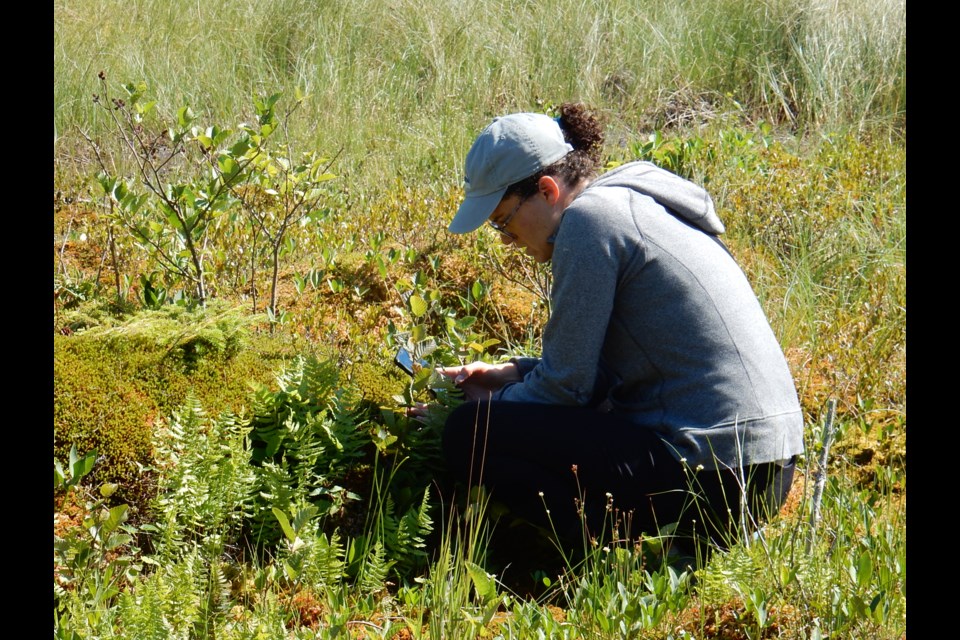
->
[[448, 112, 573, 234]]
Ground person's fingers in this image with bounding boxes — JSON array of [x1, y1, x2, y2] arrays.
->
[[405, 412, 429, 424], [436, 366, 461, 379], [436, 366, 470, 384], [406, 402, 430, 417]]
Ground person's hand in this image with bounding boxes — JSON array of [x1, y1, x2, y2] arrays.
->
[[406, 401, 434, 421], [435, 361, 522, 402], [404, 361, 522, 422]]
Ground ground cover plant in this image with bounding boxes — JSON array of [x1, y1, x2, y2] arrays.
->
[[55, 0, 905, 637]]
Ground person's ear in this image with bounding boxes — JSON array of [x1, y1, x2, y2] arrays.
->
[[537, 175, 561, 205]]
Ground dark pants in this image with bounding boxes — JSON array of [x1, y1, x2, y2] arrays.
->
[[442, 400, 795, 559]]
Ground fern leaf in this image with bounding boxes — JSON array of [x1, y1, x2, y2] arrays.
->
[[359, 540, 394, 594]]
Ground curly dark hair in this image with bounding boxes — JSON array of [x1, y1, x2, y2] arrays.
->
[[504, 102, 605, 199]]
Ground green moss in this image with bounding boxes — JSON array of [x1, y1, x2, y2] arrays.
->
[[345, 360, 408, 412], [53, 335, 160, 510], [53, 312, 305, 513]]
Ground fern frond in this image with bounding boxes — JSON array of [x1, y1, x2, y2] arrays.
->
[[247, 461, 301, 549], [149, 396, 255, 562], [358, 540, 394, 594], [307, 531, 348, 589], [393, 487, 434, 577]]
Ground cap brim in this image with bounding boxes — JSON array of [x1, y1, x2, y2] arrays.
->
[[447, 188, 506, 234]]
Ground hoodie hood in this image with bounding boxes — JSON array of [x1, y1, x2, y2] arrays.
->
[[587, 161, 725, 235]]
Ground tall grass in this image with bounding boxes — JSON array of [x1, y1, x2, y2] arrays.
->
[[55, 0, 905, 192]]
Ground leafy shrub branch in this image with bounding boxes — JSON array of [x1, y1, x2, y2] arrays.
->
[[85, 75, 338, 313]]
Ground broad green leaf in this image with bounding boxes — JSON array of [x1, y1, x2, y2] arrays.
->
[[101, 505, 130, 537], [104, 532, 133, 551], [177, 106, 196, 128], [272, 507, 296, 542], [218, 155, 239, 179], [283, 559, 300, 581], [347, 536, 365, 564], [410, 324, 428, 342], [229, 136, 252, 157], [465, 561, 498, 603], [409, 295, 428, 318], [110, 179, 129, 201], [54, 459, 66, 488], [121, 193, 148, 214], [122, 81, 147, 99], [213, 126, 232, 146], [457, 316, 478, 329], [183, 211, 198, 232], [71, 448, 97, 482], [856, 551, 873, 590], [95, 172, 115, 194], [99, 583, 121, 603], [869, 593, 885, 624]]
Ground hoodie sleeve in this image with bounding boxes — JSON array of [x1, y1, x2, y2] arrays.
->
[[494, 195, 634, 405]]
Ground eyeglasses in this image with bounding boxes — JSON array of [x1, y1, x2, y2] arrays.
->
[[487, 196, 527, 240]]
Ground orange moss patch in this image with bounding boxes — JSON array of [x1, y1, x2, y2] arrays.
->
[[285, 590, 326, 630], [54, 490, 89, 591], [387, 626, 415, 640], [779, 470, 806, 519], [54, 490, 88, 539], [672, 597, 804, 639]]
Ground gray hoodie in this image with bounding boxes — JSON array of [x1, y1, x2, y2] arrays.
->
[[494, 161, 804, 470]]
